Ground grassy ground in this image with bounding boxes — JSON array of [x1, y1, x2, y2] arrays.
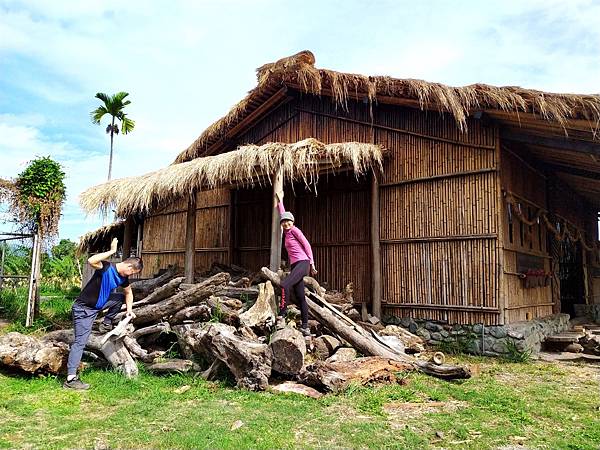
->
[[0, 356, 598, 449], [0, 284, 76, 333]]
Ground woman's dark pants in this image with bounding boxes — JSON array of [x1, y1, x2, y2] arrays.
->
[[279, 260, 310, 328]]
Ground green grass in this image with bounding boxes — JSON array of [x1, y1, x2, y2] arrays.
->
[[0, 284, 77, 333], [0, 357, 598, 449]]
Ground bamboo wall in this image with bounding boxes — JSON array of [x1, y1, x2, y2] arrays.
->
[[499, 147, 553, 322], [238, 95, 502, 324], [139, 93, 575, 324], [140, 189, 229, 278]]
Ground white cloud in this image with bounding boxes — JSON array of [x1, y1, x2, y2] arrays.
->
[[1, 0, 599, 242]]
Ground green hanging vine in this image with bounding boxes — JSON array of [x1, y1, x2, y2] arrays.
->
[[0, 157, 66, 237]]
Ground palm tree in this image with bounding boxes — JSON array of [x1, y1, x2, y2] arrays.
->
[[91, 92, 135, 181]]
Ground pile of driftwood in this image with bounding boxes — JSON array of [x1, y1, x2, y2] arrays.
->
[[0, 263, 470, 394]]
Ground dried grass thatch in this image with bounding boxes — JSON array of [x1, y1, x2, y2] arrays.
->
[[175, 50, 600, 163], [80, 138, 383, 218], [77, 220, 125, 254]]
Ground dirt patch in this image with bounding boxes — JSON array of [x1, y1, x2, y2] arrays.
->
[[383, 400, 467, 429]]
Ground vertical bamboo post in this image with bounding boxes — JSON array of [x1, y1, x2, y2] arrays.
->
[[185, 193, 197, 283], [0, 241, 5, 292], [33, 229, 42, 319], [371, 173, 382, 318], [269, 167, 284, 272], [135, 222, 143, 258], [26, 231, 39, 327], [228, 189, 236, 265], [122, 216, 133, 260]]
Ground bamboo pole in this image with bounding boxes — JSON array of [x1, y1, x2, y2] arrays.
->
[[371, 173, 382, 318], [0, 242, 5, 292], [26, 232, 39, 327], [184, 194, 197, 283], [269, 167, 284, 271]]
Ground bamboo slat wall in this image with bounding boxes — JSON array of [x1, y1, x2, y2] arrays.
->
[[238, 95, 502, 324], [500, 147, 552, 322], [141, 189, 229, 277]]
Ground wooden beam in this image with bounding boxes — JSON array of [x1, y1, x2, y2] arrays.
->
[[543, 163, 600, 181], [371, 174, 382, 319], [269, 167, 284, 271], [203, 87, 291, 157], [184, 194, 197, 283], [501, 128, 600, 156]]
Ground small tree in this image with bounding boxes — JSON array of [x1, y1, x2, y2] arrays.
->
[[91, 92, 135, 181], [0, 157, 66, 322]]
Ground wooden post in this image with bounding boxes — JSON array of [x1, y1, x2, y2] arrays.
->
[[0, 241, 5, 292], [269, 168, 284, 272], [26, 231, 40, 327], [122, 217, 133, 260], [371, 173, 382, 319], [184, 194, 197, 283], [135, 222, 143, 258], [33, 230, 42, 319], [228, 189, 236, 265]]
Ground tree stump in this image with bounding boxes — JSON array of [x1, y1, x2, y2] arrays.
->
[[239, 281, 276, 332], [270, 327, 306, 375]]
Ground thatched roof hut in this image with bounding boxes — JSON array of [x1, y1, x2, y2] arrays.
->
[[175, 50, 600, 163], [80, 138, 383, 218], [80, 51, 600, 330]]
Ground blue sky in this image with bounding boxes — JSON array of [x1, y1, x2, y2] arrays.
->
[[1, 0, 599, 243]]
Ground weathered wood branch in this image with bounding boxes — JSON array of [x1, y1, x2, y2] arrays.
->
[[132, 272, 230, 326], [298, 357, 414, 392], [260, 267, 470, 380], [44, 329, 138, 378], [0, 332, 69, 374], [130, 265, 179, 298], [239, 281, 276, 331], [178, 323, 272, 391]]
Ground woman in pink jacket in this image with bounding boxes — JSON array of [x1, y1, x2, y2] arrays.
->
[[276, 191, 317, 336]]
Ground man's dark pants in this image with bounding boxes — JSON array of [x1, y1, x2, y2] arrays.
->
[[66, 293, 124, 376]]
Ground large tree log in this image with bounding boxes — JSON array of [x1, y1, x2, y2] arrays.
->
[[298, 357, 414, 392], [123, 336, 164, 363], [179, 323, 272, 391], [181, 284, 259, 302], [169, 304, 212, 325], [116, 277, 186, 321], [130, 265, 180, 298], [205, 295, 240, 327], [132, 272, 230, 326], [380, 325, 425, 354], [270, 327, 306, 375], [0, 332, 69, 374], [146, 358, 201, 374], [44, 330, 138, 378], [239, 282, 276, 332], [260, 267, 470, 380]]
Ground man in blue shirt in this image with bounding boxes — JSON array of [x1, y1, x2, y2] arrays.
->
[[63, 238, 143, 390]]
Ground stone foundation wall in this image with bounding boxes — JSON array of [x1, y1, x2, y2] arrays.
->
[[384, 314, 570, 356], [573, 304, 600, 322]]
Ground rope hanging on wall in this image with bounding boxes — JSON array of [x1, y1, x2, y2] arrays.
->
[[504, 191, 599, 253]]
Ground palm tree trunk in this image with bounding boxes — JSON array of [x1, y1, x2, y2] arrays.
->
[[108, 116, 115, 181]]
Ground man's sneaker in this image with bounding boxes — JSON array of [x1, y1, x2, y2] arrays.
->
[[301, 326, 311, 337], [63, 377, 90, 390], [98, 322, 113, 333]]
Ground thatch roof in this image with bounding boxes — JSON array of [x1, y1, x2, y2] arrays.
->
[[175, 50, 600, 163], [80, 138, 383, 218], [77, 220, 124, 254]]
